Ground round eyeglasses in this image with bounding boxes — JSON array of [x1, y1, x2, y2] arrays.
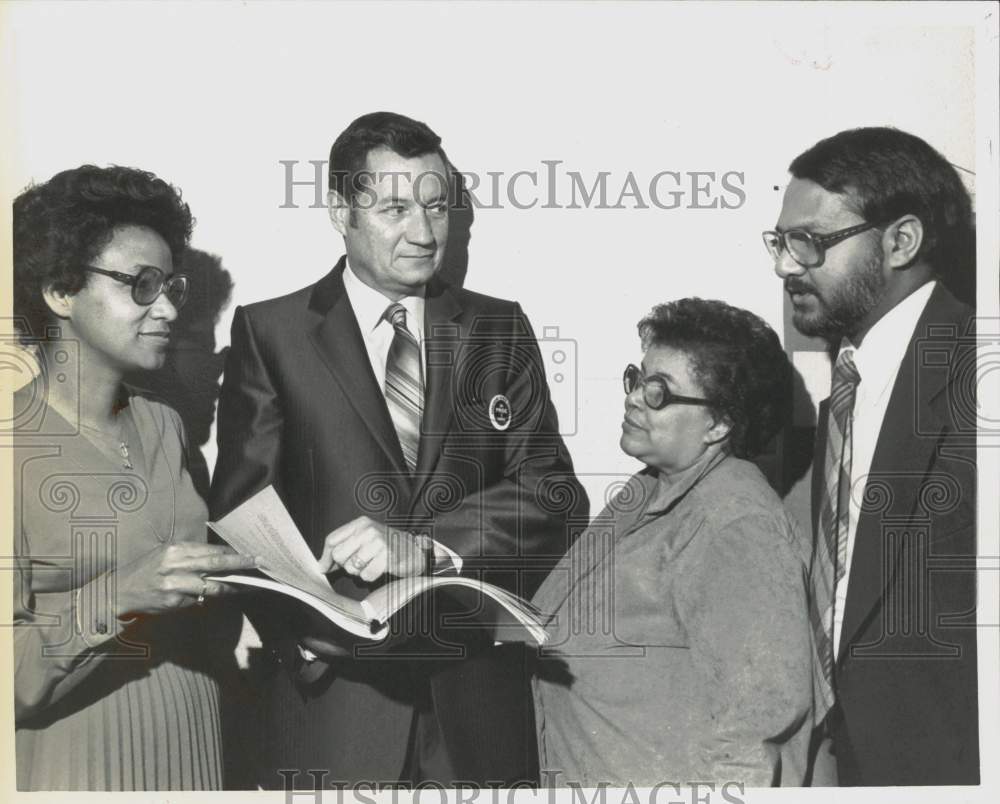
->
[[761, 221, 877, 269], [84, 265, 190, 310], [623, 364, 711, 410]]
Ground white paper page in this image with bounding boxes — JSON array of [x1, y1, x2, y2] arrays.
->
[[208, 485, 336, 604], [362, 577, 548, 644]]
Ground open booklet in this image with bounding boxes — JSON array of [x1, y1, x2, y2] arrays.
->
[[206, 485, 548, 644]]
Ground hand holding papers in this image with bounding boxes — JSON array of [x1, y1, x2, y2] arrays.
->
[[317, 515, 432, 583], [208, 486, 548, 644]]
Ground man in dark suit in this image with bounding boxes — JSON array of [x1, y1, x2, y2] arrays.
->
[[765, 126, 978, 785], [210, 112, 587, 788]]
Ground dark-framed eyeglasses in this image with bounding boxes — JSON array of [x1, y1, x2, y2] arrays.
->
[[84, 265, 190, 310], [623, 364, 711, 410], [761, 221, 878, 269]]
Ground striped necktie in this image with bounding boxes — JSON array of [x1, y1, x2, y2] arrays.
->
[[810, 348, 861, 722], [383, 303, 423, 472]]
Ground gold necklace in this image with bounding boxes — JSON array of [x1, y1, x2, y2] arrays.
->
[[78, 421, 134, 470], [118, 440, 134, 470]]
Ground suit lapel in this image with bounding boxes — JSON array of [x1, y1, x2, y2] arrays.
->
[[413, 281, 463, 493], [306, 258, 409, 476], [837, 284, 968, 663]]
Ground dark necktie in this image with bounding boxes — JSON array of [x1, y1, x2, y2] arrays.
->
[[810, 348, 861, 721], [382, 303, 423, 472]]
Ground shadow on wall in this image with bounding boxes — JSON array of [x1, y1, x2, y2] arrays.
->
[[438, 166, 475, 289], [944, 219, 976, 308], [753, 358, 814, 507], [128, 247, 234, 499], [776, 362, 816, 497]]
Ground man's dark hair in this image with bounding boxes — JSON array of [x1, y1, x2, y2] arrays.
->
[[638, 298, 792, 459], [13, 164, 193, 342], [789, 126, 973, 279], [328, 111, 448, 207]]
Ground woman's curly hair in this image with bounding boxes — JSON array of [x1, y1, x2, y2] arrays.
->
[[637, 298, 792, 459], [13, 165, 193, 342]]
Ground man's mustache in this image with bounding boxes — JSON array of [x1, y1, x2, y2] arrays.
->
[[785, 277, 816, 296]]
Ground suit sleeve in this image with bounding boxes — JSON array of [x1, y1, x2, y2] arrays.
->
[[210, 305, 284, 518], [209, 305, 289, 643], [427, 303, 588, 598]]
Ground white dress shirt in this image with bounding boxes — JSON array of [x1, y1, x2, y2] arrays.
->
[[833, 280, 935, 653], [342, 259, 426, 377], [341, 261, 461, 573]]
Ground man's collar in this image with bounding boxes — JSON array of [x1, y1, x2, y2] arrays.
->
[[342, 259, 425, 336], [839, 280, 936, 386]]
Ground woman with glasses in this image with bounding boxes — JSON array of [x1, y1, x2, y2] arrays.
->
[[532, 298, 816, 787], [12, 165, 257, 790]]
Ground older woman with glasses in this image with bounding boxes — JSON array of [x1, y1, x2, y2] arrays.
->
[[533, 298, 816, 787], [12, 165, 257, 790]]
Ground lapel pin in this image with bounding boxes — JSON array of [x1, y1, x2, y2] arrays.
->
[[488, 394, 512, 431]]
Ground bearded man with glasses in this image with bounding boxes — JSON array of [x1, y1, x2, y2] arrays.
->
[[767, 126, 978, 786]]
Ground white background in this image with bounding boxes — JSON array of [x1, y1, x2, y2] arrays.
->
[[2, 3, 998, 803]]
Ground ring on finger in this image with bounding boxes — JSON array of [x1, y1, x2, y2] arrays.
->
[[196, 579, 207, 606], [351, 554, 370, 571]]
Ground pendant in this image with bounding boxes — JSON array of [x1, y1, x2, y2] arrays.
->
[[119, 441, 133, 470]]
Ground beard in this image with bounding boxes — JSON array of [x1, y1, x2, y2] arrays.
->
[[788, 243, 886, 342]]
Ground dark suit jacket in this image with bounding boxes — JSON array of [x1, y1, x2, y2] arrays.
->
[[210, 258, 587, 785], [812, 283, 979, 785]]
